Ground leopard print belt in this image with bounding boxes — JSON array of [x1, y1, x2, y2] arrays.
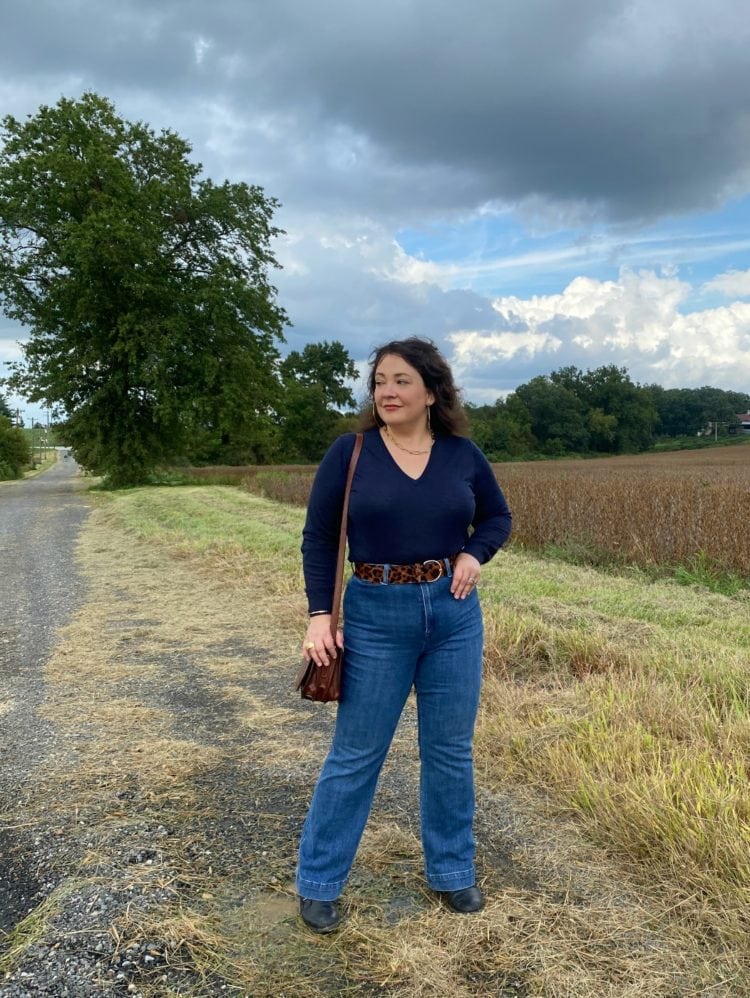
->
[[352, 555, 458, 585]]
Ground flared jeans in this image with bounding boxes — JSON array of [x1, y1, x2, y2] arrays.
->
[[296, 573, 484, 901]]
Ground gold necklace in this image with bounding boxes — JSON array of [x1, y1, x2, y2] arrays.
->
[[384, 424, 434, 455]]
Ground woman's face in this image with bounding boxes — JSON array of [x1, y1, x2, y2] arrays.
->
[[373, 353, 434, 432]]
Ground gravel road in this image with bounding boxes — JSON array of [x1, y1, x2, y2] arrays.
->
[[0, 455, 91, 969]]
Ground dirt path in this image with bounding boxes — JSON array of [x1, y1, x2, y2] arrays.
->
[[1, 490, 731, 996]]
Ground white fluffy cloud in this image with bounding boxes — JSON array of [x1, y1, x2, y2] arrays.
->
[[276, 218, 750, 401], [702, 269, 750, 298], [448, 268, 750, 399]]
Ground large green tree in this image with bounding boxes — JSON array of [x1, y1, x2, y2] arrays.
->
[[0, 93, 288, 485]]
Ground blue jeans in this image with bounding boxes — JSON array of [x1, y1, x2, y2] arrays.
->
[[296, 572, 484, 901]]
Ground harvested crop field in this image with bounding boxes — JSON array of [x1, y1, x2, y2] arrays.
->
[[496, 441, 750, 575]]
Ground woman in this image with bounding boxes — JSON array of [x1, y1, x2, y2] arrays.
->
[[297, 337, 512, 933]]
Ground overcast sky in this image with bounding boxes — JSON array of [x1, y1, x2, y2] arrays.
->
[[3, 0, 750, 421]]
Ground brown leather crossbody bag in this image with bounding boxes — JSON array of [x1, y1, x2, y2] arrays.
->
[[296, 432, 364, 702]]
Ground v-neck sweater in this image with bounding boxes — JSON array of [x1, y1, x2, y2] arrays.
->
[[302, 428, 512, 612]]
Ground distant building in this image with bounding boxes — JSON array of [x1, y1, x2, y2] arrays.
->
[[734, 412, 750, 434]]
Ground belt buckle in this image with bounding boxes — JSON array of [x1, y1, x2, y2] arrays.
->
[[422, 559, 444, 582]]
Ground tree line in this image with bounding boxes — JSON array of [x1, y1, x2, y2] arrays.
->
[[466, 368, 750, 461]]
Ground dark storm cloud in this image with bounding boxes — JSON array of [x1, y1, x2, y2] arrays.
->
[[4, 0, 750, 222]]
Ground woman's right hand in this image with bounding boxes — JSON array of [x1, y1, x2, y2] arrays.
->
[[302, 614, 343, 668]]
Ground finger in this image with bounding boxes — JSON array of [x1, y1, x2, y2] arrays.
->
[[453, 576, 479, 599], [305, 646, 327, 668], [303, 637, 330, 663], [317, 636, 338, 666]]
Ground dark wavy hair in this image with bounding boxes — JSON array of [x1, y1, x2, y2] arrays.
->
[[360, 337, 469, 436]]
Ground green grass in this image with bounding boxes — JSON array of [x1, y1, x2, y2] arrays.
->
[[535, 538, 750, 597], [114, 486, 303, 561]]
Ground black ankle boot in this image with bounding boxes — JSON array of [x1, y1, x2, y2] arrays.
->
[[439, 885, 484, 913], [299, 897, 340, 933]]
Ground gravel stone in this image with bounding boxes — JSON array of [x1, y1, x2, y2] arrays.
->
[[0, 457, 111, 996]]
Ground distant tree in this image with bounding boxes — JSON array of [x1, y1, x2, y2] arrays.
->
[[0, 93, 288, 486], [649, 385, 750, 436], [692, 387, 750, 433], [0, 413, 30, 479], [466, 397, 535, 458], [279, 341, 358, 409], [514, 375, 590, 454], [548, 365, 585, 395], [277, 340, 358, 461], [578, 365, 657, 452], [0, 393, 11, 419]]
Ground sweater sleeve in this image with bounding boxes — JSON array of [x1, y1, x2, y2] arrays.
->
[[301, 433, 357, 613], [462, 443, 512, 564]]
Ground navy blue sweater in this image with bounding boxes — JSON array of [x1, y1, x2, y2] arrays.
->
[[302, 428, 512, 612]]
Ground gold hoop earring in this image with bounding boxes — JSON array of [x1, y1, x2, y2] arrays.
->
[[426, 405, 432, 431]]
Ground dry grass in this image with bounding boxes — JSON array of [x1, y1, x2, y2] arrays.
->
[[473, 548, 750, 970], [11, 483, 750, 995], [109, 902, 234, 995], [116, 489, 750, 985], [337, 894, 717, 997], [0, 882, 84, 974]]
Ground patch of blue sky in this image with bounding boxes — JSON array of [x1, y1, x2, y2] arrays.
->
[[396, 194, 750, 307]]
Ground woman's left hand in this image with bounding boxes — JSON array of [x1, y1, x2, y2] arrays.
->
[[451, 553, 481, 600]]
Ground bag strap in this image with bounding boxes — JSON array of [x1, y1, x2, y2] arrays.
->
[[330, 432, 364, 639]]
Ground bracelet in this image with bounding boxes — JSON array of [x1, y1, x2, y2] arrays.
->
[[309, 610, 331, 618]]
